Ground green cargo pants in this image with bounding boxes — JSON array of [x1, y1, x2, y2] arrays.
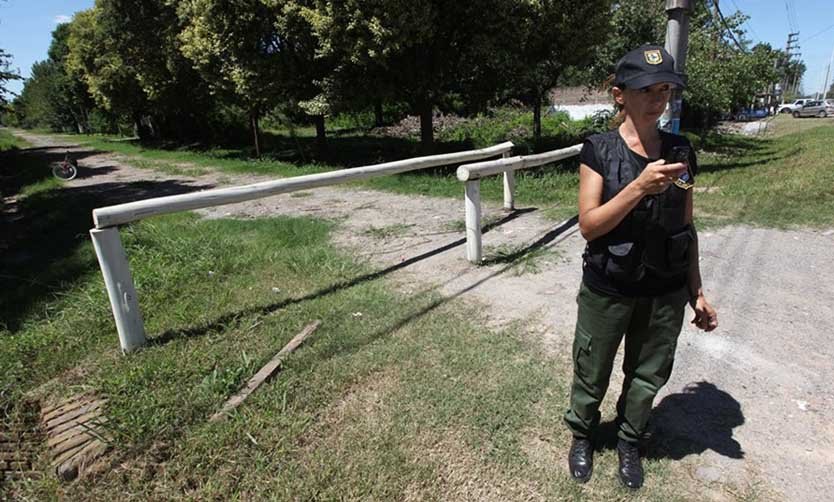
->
[[564, 281, 688, 443]]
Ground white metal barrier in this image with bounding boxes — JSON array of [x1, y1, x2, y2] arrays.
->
[[456, 144, 582, 263], [91, 142, 514, 352]]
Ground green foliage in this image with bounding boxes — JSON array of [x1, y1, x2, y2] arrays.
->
[[306, 0, 534, 147], [438, 106, 602, 153], [684, 6, 779, 124], [0, 48, 21, 106], [573, 0, 667, 86], [0, 128, 29, 152], [503, 0, 611, 139]]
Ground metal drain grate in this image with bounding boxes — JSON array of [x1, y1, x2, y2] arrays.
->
[[0, 430, 41, 482]]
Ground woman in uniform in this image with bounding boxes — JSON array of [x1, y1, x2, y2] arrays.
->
[[564, 45, 718, 489]]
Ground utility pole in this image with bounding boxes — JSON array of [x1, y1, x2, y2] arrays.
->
[[660, 0, 692, 135], [780, 32, 800, 102], [821, 44, 834, 100]]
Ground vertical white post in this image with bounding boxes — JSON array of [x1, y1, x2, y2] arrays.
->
[[502, 151, 515, 211], [90, 228, 146, 352], [464, 180, 482, 263]]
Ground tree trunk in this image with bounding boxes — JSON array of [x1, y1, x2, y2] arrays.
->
[[532, 89, 543, 145], [374, 100, 384, 127], [314, 114, 326, 151], [250, 109, 261, 158], [133, 111, 150, 141], [419, 95, 434, 153]]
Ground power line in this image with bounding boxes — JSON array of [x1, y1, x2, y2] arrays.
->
[[728, 0, 761, 42], [802, 23, 834, 44], [713, 1, 747, 53], [784, 0, 799, 34]]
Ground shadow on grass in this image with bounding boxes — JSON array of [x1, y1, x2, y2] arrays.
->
[[1, 147, 212, 333], [697, 133, 797, 175], [90, 128, 586, 175], [592, 381, 744, 460], [0, 146, 110, 196], [151, 208, 579, 348]]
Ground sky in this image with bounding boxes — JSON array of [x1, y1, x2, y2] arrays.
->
[[1, 0, 834, 101]]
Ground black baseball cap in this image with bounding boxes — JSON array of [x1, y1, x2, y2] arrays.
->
[[614, 45, 686, 90]]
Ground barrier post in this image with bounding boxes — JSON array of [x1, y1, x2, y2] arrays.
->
[[90, 228, 146, 352], [502, 151, 515, 211], [464, 180, 482, 263]]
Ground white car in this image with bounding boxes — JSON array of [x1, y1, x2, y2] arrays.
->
[[777, 98, 813, 114]]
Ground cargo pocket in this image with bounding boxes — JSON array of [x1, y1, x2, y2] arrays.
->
[[605, 242, 645, 282], [572, 328, 593, 380]]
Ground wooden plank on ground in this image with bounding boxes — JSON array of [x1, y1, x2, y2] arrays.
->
[[209, 320, 321, 422]]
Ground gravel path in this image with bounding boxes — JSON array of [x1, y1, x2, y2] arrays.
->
[[12, 130, 834, 500]]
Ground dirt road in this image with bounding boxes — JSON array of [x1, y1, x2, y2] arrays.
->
[[12, 130, 834, 500]]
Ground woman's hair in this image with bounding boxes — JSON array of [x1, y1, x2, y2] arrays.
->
[[603, 73, 626, 128]]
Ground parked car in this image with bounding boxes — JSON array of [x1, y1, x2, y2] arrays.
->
[[733, 107, 769, 121], [792, 100, 834, 118], [777, 98, 814, 114]]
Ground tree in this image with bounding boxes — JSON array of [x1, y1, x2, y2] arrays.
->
[[6, 23, 96, 132], [89, 0, 219, 140], [574, 0, 667, 86], [309, 0, 517, 151], [0, 48, 21, 106], [507, 0, 610, 142], [177, 0, 288, 156], [66, 7, 153, 137], [684, 5, 779, 125], [0, 0, 22, 106], [45, 23, 96, 132]]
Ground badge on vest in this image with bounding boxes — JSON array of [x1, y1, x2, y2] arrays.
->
[[667, 145, 694, 190], [674, 170, 694, 190]]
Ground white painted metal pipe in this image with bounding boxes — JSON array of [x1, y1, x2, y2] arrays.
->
[[456, 143, 582, 181], [93, 141, 514, 228], [458, 143, 581, 263], [502, 151, 515, 211], [464, 180, 482, 263], [90, 228, 146, 352]]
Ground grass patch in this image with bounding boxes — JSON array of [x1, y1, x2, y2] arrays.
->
[[0, 128, 31, 152], [480, 243, 562, 275], [693, 120, 834, 228]]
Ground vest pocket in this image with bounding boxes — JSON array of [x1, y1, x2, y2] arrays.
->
[[605, 242, 645, 282], [665, 226, 692, 274], [644, 226, 692, 277]]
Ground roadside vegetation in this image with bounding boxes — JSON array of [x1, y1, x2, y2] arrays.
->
[[20, 109, 834, 228], [0, 128, 28, 151]]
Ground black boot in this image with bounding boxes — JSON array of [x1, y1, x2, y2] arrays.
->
[[568, 437, 594, 483], [616, 439, 643, 489]]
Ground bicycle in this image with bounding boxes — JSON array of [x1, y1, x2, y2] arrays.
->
[[52, 151, 78, 181]]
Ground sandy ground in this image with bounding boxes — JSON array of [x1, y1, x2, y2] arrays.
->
[[11, 130, 834, 500]]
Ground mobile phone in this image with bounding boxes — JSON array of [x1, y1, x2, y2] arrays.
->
[[667, 145, 690, 164], [667, 146, 694, 190]]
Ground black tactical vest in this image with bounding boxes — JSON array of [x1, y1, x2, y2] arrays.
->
[[583, 130, 692, 283]]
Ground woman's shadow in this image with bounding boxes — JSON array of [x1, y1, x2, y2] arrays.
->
[[596, 381, 745, 460]]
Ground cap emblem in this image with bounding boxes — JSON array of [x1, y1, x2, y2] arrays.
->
[[644, 49, 663, 65]]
